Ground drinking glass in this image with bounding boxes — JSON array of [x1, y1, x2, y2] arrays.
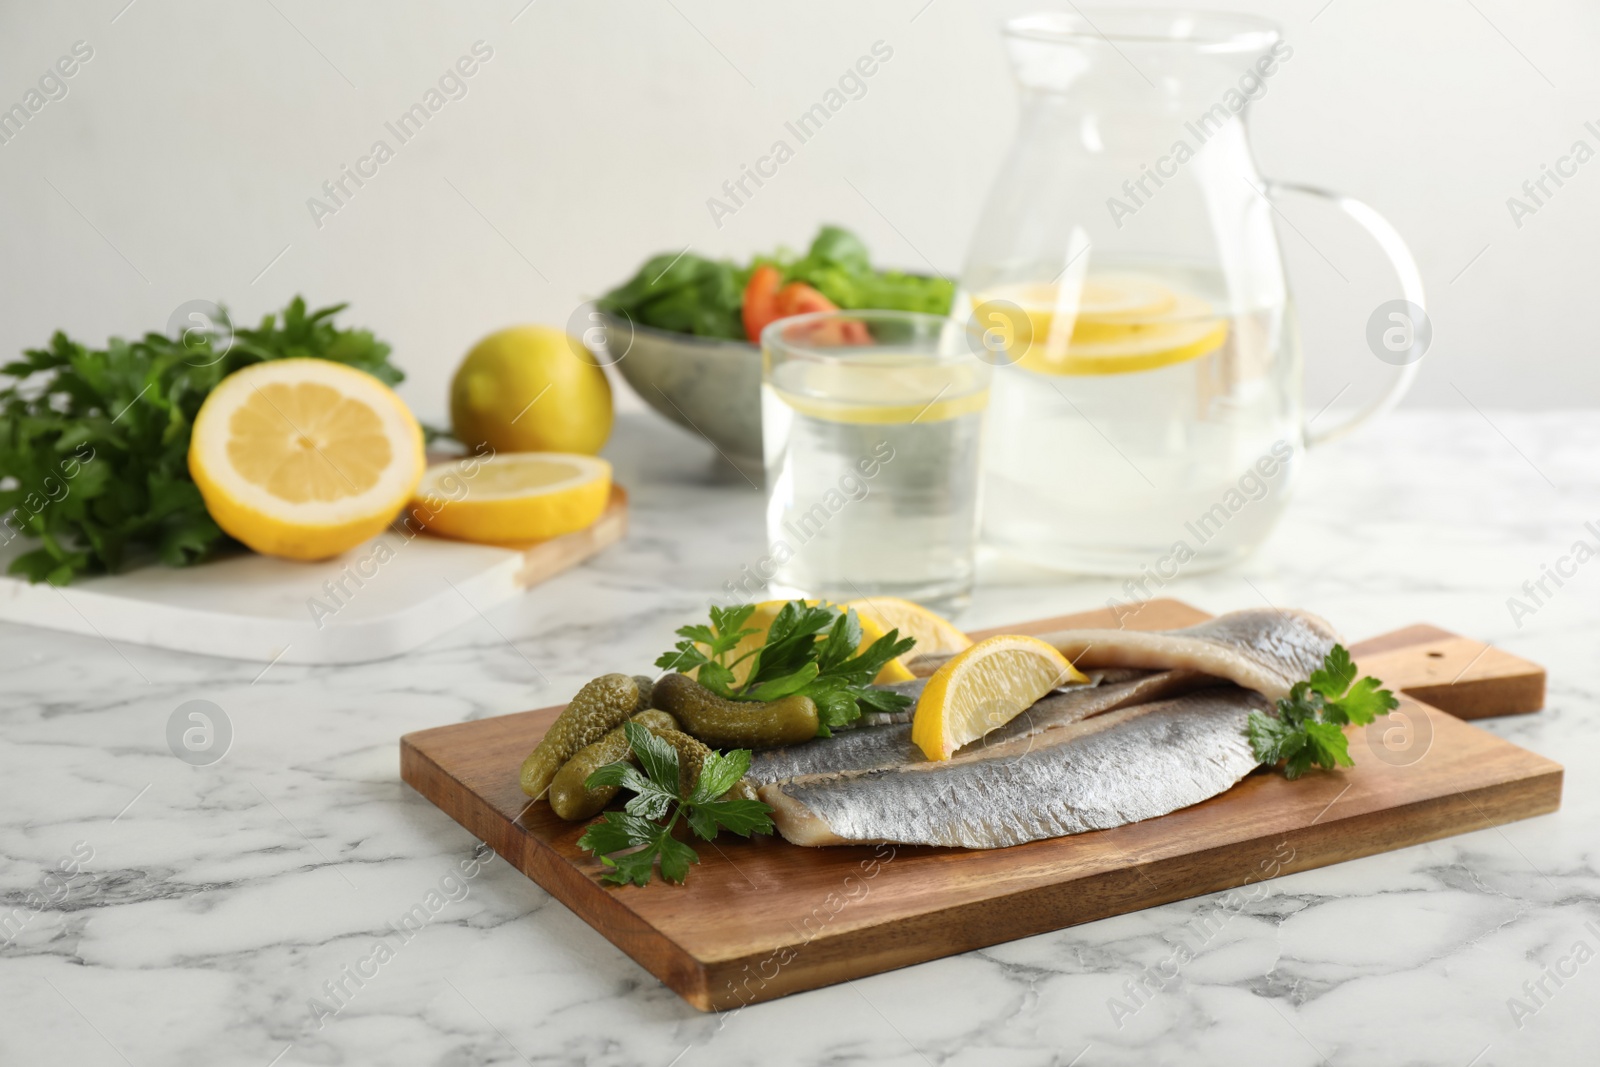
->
[[760, 310, 992, 612]]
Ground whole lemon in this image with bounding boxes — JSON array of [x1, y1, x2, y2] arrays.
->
[[450, 326, 613, 455]]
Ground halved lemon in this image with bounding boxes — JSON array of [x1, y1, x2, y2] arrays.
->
[[693, 599, 916, 687], [911, 634, 1087, 761], [188, 358, 424, 561], [408, 452, 611, 544], [845, 596, 972, 672]]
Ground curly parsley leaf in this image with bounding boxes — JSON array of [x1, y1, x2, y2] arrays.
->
[[1323, 675, 1396, 727], [653, 603, 758, 696], [684, 798, 775, 841], [1306, 644, 1358, 702], [1248, 644, 1399, 778], [655, 600, 919, 734], [578, 722, 772, 887]]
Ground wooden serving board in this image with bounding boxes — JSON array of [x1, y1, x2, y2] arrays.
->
[[400, 599, 1560, 1010], [0, 485, 626, 666]]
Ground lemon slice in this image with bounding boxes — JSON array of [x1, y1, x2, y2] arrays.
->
[[767, 356, 988, 425], [856, 611, 918, 683], [188, 358, 424, 561], [911, 634, 1087, 761], [989, 274, 1176, 326], [409, 452, 611, 544], [1023, 316, 1229, 376], [973, 277, 1229, 376], [845, 596, 972, 672]]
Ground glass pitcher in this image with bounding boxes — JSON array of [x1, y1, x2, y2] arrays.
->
[[963, 10, 1425, 575]]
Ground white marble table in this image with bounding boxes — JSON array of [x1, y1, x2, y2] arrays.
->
[[2, 410, 1596, 1066]]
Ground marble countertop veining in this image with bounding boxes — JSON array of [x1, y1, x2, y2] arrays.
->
[[2, 410, 1598, 1067]]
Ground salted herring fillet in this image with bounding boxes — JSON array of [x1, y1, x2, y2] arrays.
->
[[747, 669, 1219, 785], [760, 688, 1267, 849], [1037, 608, 1338, 701]]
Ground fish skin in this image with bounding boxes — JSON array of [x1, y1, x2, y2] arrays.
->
[[748, 669, 1220, 785], [1039, 608, 1338, 701], [838, 669, 1153, 729], [760, 688, 1268, 849]]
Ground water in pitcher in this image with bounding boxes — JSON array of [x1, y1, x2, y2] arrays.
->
[[974, 262, 1302, 575]]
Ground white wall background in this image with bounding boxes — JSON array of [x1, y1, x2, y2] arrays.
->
[[1, 0, 1595, 425]]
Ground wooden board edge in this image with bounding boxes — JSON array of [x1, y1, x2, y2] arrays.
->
[[398, 734, 713, 1007], [512, 485, 629, 589], [690, 766, 1565, 1011], [1349, 623, 1546, 720], [1404, 674, 1546, 721]]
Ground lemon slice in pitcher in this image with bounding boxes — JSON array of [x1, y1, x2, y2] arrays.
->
[[974, 276, 1228, 376]]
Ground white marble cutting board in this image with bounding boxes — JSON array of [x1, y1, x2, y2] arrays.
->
[[0, 487, 626, 665]]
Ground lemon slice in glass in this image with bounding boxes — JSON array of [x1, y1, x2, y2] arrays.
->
[[188, 358, 424, 560], [767, 356, 989, 425], [409, 452, 611, 544], [911, 634, 1087, 761]]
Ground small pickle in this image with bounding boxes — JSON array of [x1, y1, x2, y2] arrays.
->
[[652, 671, 819, 749], [652, 725, 709, 794], [520, 674, 642, 798], [630, 674, 656, 712], [548, 709, 677, 821], [649, 727, 760, 802]]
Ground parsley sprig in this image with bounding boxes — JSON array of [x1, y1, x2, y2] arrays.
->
[[654, 601, 917, 734], [1, 298, 411, 584], [577, 722, 773, 886], [1247, 645, 1400, 779]]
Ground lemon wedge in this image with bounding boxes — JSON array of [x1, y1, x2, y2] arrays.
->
[[188, 358, 424, 561], [845, 596, 972, 671], [911, 634, 1086, 761], [409, 452, 611, 544]]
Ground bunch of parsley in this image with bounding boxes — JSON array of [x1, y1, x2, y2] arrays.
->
[[577, 722, 774, 886], [656, 601, 916, 734], [1247, 645, 1400, 778], [0, 298, 406, 585]]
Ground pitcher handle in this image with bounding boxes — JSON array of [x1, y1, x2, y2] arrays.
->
[[1265, 180, 1428, 447]]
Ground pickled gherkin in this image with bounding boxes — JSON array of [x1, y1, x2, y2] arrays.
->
[[648, 726, 760, 802], [520, 674, 642, 798], [652, 671, 819, 748], [548, 710, 677, 820], [548, 711, 762, 821], [629, 675, 655, 712]]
